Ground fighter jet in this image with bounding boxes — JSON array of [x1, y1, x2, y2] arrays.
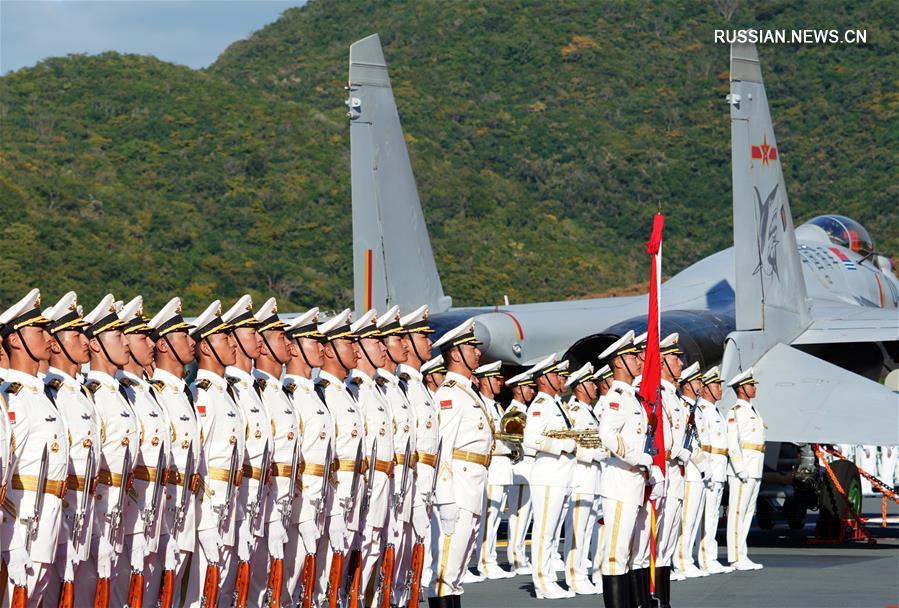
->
[[347, 35, 898, 446]]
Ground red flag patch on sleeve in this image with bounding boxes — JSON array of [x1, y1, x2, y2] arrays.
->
[[440, 400, 453, 409], [727, 415, 735, 423], [609, 402, 619, 410], [197, 405, 207, 416], [7, 411, 15, 424], [533, 411, 541, 417]]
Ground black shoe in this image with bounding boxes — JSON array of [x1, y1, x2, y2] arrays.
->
[[428, 596, 452, 608], [602, 574, 630, 608], [653, 566, 671, 608]]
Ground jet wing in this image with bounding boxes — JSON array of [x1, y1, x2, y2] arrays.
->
[[793, 302, 899, 344], [751, 343, 898, 445]]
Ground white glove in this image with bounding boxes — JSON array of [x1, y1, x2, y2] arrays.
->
[[560, 439, 577, 454], [95, 535, 114, 579], [298, 520, 320, 555], [438, 503, 459, 536], [236, 518, 253, 562], [737, 471, 749, 483], [267, 519, 288, 559], [129, 532, 148, 571], [697, 459, 710, 479], [649, 480, 666, 501], [197, 528, 222, 563], [63, 543, 76, 581], [327, 516, 348, 553], [648, 465, 664, 487], [637, 452, 654, 470], [163, 535, 178, 571], [6, 546, 33, 586], [411, 505, 430, 539], [673, 447, 690, 465]]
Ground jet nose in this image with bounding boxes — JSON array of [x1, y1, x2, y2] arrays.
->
[[473, 312, 525, 362]]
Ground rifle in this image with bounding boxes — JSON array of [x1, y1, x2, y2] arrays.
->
[[201, 443, 239, 608], [683, 396, 700, 451], [642, 387, 662, 460], [59, 445, 96, 608], [13, 445, 48, 607], [264, 442, 296, 608], [235, 442, 271, 608], [377, 438, 410, 608], [94, 445, 131, 608], [159, 443, 194, 608], [128, 445, 166, 608], [406, 438, 441, 608], [342, 440, 367, 608], [298, 441, 332, 608]]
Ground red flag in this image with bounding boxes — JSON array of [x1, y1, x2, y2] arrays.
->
[[639, 212, 666, 593], [638, 212, 667, 477]]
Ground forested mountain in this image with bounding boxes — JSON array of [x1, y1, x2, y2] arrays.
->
[[1, 0, 896, 313]]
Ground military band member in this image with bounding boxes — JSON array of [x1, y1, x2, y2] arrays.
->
[[595, 331, 653, 608], [281, 308, 333, 606], [249, 297, 298, 604], [588, 364, 614, 590], [693, 366, 732, 575], [428, 320, 492, 608], [79, 294, 141, 607], [346, 309, 396, 604], [472, 360, 515, 581], [41, 292, 100, 604], [220, 294, 273, 596], [397, 305, 439, 594], [146, 297, 201, 604], [562, 362, 605, 595], [522, 354, 577, 600], [673, 362, 710, 579], [183, 301, 245, 608], [504, 371, 536, 575], [726, 368, 765, 571], [112, 296, 172, 605], [314, 309, 363, 606], [0, 289, 69, 606], [421, 356, 446, 397]]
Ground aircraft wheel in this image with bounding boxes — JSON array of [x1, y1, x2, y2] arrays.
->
[[819, 460, 862, 520], [784, 497, 807, 530]]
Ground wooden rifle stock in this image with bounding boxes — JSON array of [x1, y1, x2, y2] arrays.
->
[[377, 545, 396, 608], [233, 561, 251, 608], [126, 571, 144, 607], [342, 549, 362, 608], [266, 558, 284, 608], [57, 581, 75, 608], [407, 541, 425, 608], [11, 586, 27, 608], [200, 563, 220, 608], [92, 577, 110, 608], [301, 554, 316, 608], [158, 569, 175, 608]]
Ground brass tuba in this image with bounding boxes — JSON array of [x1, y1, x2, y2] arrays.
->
[[496, 408, 527, 460]]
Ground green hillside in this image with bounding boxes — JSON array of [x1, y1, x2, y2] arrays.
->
[[2, 0, 897, 314]]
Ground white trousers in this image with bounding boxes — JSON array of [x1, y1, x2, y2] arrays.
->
[[391, 520, 415, 605], [630, 499, 655, 570], [697, 481, 725, 569], [562, 492, 598, 591], [428, 509, 480, 597], [474, 484, 508, 573], [674, 480, 706, 571], [529, 485, 570, 594], [656, 494, 682, 568], [1, 556, 50, 608], [589, 496, 604, 580], [505, 483, 532, 569], [726, 476, 759, 563], [599, 498, 639, 576], [72, 541, 121, 607]]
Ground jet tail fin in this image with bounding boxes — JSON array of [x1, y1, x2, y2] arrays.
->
[[348, 34, 451, 314], [723, 43, 813, 381], [730, 42, 810, 336]]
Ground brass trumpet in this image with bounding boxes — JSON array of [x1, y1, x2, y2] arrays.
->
[[543, 428, 603, 449]]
